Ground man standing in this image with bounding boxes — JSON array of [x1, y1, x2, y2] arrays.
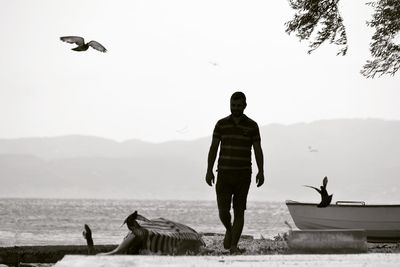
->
[[205, 91, 265, 254]]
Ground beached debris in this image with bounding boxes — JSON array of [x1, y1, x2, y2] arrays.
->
[[84, 211, 205, 255], [82, 224, 94, 255]]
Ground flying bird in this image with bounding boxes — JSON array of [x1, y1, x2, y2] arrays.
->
[[60, 36, 107, 53], [304, 176, 333, 207], [176, 125, 189, 134]]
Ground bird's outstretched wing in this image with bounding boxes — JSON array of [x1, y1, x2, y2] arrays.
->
[[88, 41, 107, 52], [323, 176, 328, 188], [303, 185, 321, 193], [60, 36, 85, 46]]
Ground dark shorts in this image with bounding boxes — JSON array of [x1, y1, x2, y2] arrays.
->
[[216, 169, 251, 212]]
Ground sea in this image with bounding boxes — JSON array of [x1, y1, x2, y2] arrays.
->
[[0, 199, 294, 247]]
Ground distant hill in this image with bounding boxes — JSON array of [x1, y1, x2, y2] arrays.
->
[[1, 119, 399, 203]]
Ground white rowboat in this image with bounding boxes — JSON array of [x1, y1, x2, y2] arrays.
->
[[286, 200, 400, 242]]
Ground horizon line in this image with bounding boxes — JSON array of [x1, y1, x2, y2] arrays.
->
[[0, 117, 397, 144]]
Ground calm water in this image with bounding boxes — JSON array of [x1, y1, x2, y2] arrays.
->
[[0, 199, 294, 247]]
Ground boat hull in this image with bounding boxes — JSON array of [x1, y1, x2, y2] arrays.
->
[[286, 200, 400, 242]]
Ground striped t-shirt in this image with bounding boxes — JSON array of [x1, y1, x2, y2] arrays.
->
[[213, 114, 261, 170]]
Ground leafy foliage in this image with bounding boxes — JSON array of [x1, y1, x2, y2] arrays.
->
[[286, 0, 400, 78], [362, 0, 400, 78], [285, 0, 348, 55]]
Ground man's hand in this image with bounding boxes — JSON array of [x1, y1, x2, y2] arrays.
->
[[205, 170, 215, 186], [256, 172, 264, 187]]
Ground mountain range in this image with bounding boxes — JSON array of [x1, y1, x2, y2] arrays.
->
[[1, 119, 399, 203]]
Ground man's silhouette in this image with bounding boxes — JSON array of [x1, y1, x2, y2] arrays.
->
[[205, 91, 265, 254]]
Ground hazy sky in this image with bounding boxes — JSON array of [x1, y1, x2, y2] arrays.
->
[[1, 0, 399, 142]]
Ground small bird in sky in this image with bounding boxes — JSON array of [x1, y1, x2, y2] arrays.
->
[[208, 61, 218, 66], [60, 36, 107, 53], [308, 145, 318, 152], [176, 125, 189, 134]]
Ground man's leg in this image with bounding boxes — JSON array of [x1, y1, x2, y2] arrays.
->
[[230, 208, 245, 252], [218, 207, 232, 230], [218, 206, 232, 249], [230, 176, 251, 254], [216, 172, 234, 249], [217, 190, 233, 249]]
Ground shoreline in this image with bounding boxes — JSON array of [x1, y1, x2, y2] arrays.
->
[[1, 235, 400, 266]]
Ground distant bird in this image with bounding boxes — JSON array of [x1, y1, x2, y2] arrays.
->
[[176, 125, 189, 134], [304, 176, 333, 207], [208, 61, 218, 66], [60, 36, 107, 53], [308, 146, 318, 152]]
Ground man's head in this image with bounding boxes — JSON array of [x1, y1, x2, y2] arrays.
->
[[230, 91, 247, 117]]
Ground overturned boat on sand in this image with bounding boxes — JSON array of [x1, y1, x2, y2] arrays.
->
[[286, 200, 400, 242]]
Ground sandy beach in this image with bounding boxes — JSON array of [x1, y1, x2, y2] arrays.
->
[[54, 254, 400, 267], [1, 234, 400, 266], [202, 234, 400, 255]]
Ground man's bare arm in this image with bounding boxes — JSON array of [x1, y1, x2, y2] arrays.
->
[[206, 138, 220, 186], [253, 140, 265, 187]]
